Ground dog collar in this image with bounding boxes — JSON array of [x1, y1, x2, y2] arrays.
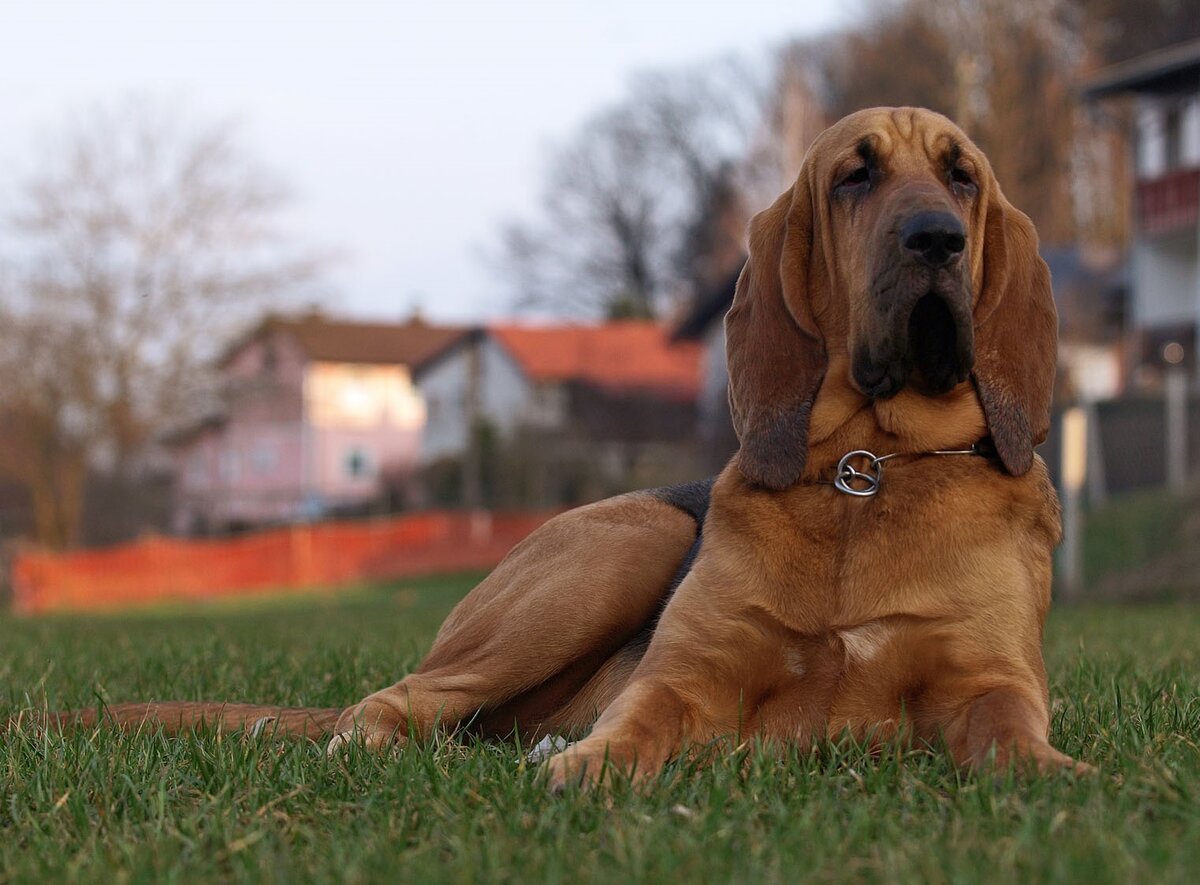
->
[[827, 444, 985, 498]]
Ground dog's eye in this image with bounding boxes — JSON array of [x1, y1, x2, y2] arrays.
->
[[950, 167, 976, 192], [835, 166, 872, 193]]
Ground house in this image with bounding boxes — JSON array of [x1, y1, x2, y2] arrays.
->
[[165, 313, 464, 534], [1085, 38, 1200, 383], [412, 322, 704, 505]]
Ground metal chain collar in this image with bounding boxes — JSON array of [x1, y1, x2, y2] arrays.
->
[[831, 447, 981, 497]]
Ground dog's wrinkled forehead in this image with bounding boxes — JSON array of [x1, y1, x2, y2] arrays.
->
[[808, 107, 981, 180]]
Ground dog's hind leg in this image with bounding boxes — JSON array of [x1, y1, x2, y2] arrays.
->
[[328, 485, 707, 752]]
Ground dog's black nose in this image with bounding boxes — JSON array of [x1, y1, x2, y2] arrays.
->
[[900, 212, 966, 267]]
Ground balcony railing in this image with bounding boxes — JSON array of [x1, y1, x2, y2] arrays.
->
[[1137, 166, 1200, 236]]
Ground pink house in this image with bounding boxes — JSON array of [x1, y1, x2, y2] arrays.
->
[[165, 313, 465, 534]]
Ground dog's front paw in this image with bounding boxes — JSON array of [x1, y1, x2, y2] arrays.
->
[[325, 691, 410, 756], [542, 740, 628, 793]]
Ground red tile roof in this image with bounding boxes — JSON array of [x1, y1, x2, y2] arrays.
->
[[490, 322, 703, 400]]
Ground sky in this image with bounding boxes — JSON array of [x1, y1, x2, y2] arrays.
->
[[2, 0, 848, 323]]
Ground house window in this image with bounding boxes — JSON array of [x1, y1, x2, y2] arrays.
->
[[344, 447, 373, 479], [338, 371, 374, 419], [221, 448, 240, 483], [250, 443, 278, 475], [187, 454, 207, 485]]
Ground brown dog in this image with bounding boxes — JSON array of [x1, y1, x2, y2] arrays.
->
[[34, 107, 1088, 786]]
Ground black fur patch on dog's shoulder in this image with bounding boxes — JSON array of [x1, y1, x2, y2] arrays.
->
[[646, 479, 713, 596], [647, 479, 713, 526]]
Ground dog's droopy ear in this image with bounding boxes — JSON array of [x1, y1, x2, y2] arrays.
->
[[725, 174, 827, 490], [971, 187, 1058, 476]]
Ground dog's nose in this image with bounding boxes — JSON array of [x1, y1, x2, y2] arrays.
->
[[900, 212, 966, 267]]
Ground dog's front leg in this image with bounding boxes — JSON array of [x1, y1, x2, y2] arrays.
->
[[542, 678, 695, 791], [541, 592, 778, 791], [942, 686, 1095, 776]]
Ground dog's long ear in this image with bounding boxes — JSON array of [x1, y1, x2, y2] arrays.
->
[[725, 173, 826, 490], [971, 185, 1058, 476]]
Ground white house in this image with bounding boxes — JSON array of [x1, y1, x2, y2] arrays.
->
[[1086, 38, 1200, 382], [411, 322, 704, 504]]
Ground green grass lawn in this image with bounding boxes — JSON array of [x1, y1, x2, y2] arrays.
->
[[2, 573, 1199, 884]]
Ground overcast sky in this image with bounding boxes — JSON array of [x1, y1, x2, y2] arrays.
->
[[3, 0, 848, 322]]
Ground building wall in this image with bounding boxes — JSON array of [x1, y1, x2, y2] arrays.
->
[[220, 422, 307, 521], [418, 338, 531, 463], [307, 424, 421, 507], [170, 426, 223, 533], [1187, 100, 1200, 166], [303, 361, 426, 505], [1133, 228, 1198, 327], [172, 331, 311, 530]]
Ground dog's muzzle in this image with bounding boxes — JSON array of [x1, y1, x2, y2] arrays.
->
[[852, 245, 974, 400]]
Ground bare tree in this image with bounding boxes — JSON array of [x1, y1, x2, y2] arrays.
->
[[1074, 0, 1200, 64], [816, 2, 960, 123], [499, 105, 666, 319], [497, 61, 767, 319], [745, 42, 829, 200], [0, 98, 319, 548], [943, 0, 1083, 245]]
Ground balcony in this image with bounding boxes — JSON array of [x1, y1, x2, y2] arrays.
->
[[1137, 166, 1200, 236]]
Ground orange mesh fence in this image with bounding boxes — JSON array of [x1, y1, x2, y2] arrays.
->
[[11, 510, 557, 615]]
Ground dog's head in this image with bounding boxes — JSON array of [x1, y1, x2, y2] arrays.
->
[[726, 107, 1057, 490]]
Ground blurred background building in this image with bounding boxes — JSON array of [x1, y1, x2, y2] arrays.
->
[[1085, 39, 1200, 387], [164, 313, 463, 534]]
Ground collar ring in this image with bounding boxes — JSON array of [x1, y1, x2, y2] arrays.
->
[[833, 450, 883, 497]]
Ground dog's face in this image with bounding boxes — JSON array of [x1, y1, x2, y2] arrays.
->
[[725, 107, 1057, 490], [813, 110, 979, 400]]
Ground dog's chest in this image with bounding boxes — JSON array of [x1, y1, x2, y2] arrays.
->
[[757, 618, 922, 741], [759, 461, 1036, 632]]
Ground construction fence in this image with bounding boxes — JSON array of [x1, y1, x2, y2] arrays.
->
[[11, 510, 557, 615]]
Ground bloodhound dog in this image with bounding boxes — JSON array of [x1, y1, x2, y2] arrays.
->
[[34, 107, 1089, 786]]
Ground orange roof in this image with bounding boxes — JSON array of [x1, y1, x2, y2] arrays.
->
[[490, 322, 702, 400]]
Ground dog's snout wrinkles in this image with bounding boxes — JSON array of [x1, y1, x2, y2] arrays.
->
[[900, 211, 966, 267]]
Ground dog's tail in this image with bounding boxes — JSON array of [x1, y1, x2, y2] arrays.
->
[[10, 701, 345, 740]]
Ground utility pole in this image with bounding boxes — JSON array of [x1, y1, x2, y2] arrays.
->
[[1060, 407, 1088, 602], [1163, 341, 1188, 493], [462, 330, 484, 512]]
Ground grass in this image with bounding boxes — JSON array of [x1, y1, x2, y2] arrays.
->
[[1082, 486, 1194, 590], [2, 573, 1199, 883]]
